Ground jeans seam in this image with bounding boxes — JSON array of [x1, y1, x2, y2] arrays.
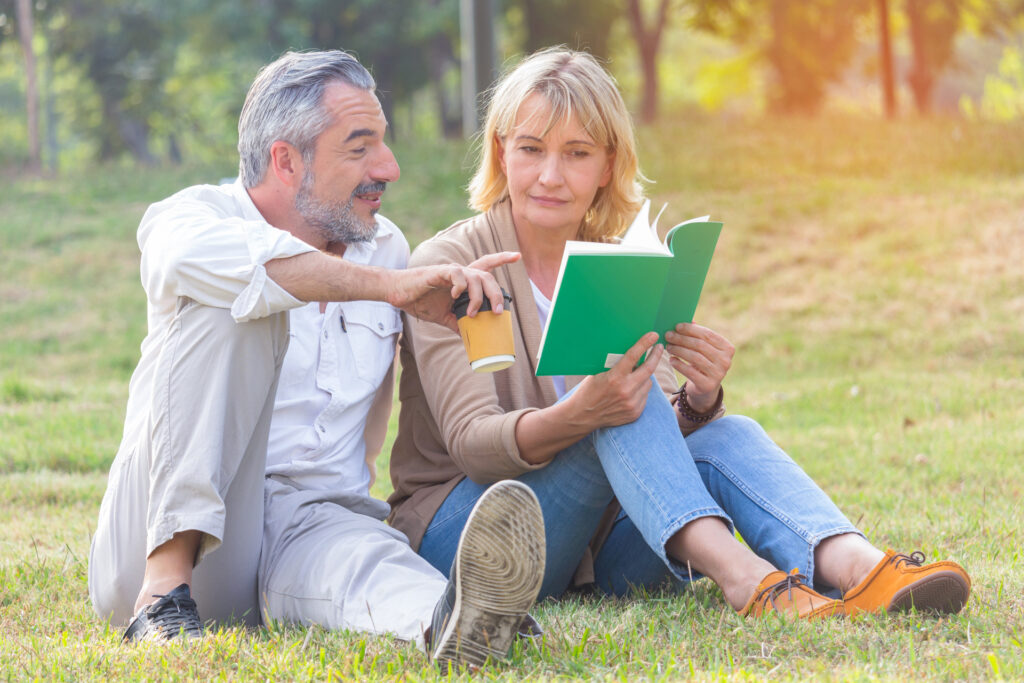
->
[[604, 426, 674, 524], [693, 454, 813, 544], [427, 490, 482, 529], [695, 453, 860, 579]]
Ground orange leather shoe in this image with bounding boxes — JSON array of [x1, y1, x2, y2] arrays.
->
[[841, 549, 971, 616], [739, 569, 842, 620]]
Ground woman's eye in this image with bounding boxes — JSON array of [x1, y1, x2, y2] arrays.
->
[[569, 149, 590, 158], [519, 145, 540, 153]]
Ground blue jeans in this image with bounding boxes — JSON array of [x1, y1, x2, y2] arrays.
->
[[418, 379, 859, 599]]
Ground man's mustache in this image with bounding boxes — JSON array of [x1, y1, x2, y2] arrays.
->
[[352, 182, 387, 197]]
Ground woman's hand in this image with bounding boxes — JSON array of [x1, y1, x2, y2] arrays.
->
[[566, 332, 664, 431], [664, 322, 734, 413]]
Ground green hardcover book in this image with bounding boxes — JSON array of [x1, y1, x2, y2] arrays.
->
[[535, 200, 722, 376]]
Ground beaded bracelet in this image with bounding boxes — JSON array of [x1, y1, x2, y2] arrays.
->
[[673, 383, 724, 424]]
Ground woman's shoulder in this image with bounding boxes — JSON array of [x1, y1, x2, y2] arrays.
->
[[409, 212, 496, 267]]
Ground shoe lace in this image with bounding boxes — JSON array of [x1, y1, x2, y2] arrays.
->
[[147, 590, 202, 636], [754, 570, 811, 611], [890, 551, 926, 569]]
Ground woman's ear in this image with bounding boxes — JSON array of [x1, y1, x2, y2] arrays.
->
[[496, 135, 508, 175], [599, 150, 615, 188]]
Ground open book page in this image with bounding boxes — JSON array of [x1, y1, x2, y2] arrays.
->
[[536, 200, 722, 376], [539, 200, 670, 356]]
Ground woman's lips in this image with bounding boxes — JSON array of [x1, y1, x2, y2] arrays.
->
[[530, 194, 568, 207]]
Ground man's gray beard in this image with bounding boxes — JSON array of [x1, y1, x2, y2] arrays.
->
[[295, 171, 381, 245]]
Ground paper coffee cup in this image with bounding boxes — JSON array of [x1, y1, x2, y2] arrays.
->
[[452, 288, 515, 373]]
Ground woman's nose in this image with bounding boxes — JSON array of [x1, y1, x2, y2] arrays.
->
[[537, 152, 564, 186]]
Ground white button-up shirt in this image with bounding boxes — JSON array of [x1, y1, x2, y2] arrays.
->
[[119, 181, 317, 452], [121, 179, 406, 499], [266, 216, 408, 496]]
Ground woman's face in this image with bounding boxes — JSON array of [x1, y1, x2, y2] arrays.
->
[[498, 93, 613, 239]]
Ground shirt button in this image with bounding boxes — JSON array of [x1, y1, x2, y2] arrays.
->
[[377, 322, 384, 331], [317, 425, 326, 433]]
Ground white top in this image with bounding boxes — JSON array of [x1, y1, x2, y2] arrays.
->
[[122, 179, 405, 498], [529, 279, 566, 399], [119, 181, 316, 456], [266, 217, 408, 495]]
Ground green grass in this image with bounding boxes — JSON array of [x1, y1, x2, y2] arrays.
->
[[2, 115, 1024, 679]]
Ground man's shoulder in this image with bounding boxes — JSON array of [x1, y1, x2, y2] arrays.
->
[[150, 182, 246, 218]]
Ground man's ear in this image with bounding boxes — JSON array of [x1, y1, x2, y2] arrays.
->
[[268, 140, 304, 189]]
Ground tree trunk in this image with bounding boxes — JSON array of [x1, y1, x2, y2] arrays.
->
[[906, 0, 933, 114], [15, 0, 41, 172], [428, 11, 461, 138], [876, 0, 897, 118], [626, 0, 671, 124]]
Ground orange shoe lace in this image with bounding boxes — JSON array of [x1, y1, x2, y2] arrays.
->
[[751, 570, 813, 611]]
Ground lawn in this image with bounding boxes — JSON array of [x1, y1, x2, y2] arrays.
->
[[1, 114, 1023, 680]]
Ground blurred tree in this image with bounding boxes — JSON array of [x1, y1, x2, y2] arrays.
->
[[877, 0, 897, 118], [905, 0, 960, 114], [49, 0, 181, 163], [626, 0, 673, 123], [14, 0, 40, 171], [692, 0, 870, 114], [181, 0, 459, 138], [519, 0, 620, 58]]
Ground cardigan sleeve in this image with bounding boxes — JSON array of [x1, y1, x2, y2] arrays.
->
[[403, 237, 546, 484]]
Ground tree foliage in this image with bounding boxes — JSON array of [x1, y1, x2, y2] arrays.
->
[[517, 0, 620, 58], [692, 0, 871, 114], [2, 0, 1023, 167]]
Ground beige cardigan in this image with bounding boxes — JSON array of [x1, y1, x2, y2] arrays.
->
[[387, 201, 723, 584]]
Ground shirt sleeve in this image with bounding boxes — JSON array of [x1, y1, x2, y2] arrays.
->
[[405, 237, 546, 484], [138, 188, 317, 321]]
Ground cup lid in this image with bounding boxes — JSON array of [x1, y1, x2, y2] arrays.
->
[[452, 286, 512, 319]]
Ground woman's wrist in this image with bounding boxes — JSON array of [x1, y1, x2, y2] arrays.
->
[[674, 383, 724, 423]]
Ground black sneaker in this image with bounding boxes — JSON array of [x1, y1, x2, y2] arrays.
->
[[429, 480, 546, 670], [123, 583, 204, 643]]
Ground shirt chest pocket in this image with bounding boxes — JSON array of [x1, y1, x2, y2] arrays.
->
[[341, 302, 402, 386]]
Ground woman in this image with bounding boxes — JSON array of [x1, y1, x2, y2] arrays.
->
[[388, 48, 970, 619]]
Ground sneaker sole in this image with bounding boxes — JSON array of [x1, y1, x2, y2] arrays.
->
[[431, 480, 545, 670], [888, 570, 970, 614]]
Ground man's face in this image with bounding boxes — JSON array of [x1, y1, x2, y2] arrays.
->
[[295, 83, 400, 245]]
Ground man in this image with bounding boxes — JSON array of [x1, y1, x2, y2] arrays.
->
[[89, 50, 545, 669]]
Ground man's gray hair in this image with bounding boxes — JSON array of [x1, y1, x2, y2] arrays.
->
[[238, 50, 375, 188]]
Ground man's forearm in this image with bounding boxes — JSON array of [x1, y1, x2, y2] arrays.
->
[[265, 250, 392, 304]]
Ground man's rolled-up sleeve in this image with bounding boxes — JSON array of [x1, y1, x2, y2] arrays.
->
[[139, 193, 317, 321]]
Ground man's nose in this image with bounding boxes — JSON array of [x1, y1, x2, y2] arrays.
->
[[371, 144, 401, 183]]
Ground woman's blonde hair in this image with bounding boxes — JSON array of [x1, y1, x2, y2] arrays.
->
[[468, 47, 645, 242]]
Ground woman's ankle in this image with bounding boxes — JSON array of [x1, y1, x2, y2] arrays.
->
[[815, 534, 885, 593]]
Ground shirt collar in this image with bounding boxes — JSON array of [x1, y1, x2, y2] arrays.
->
[[230, 179, 267, 223], [228, 178, 394, 256]]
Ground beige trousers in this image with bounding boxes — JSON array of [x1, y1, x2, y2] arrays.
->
[[89, 299, 444, 642]]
